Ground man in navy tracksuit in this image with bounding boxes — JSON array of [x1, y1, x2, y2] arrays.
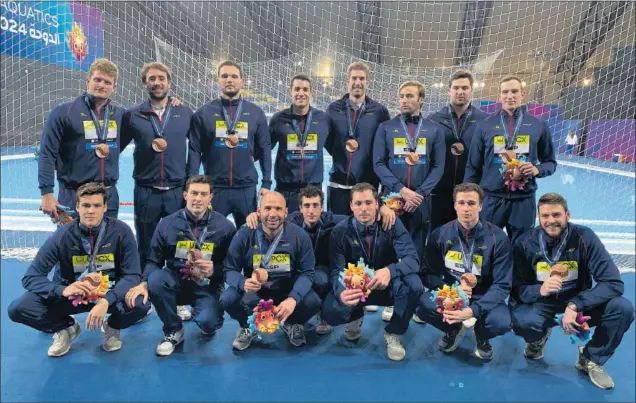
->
[[373, 81, 445, 260], [321, 183, 423, 361], [428, 70, 489, 230], [511, 193, 634, 389], [124, 175, 236, 356], [222, 192, 321, 350], [326, 61, 391, 215], [8, 182, 150, 357], [270, 74, 330, 213], [464, 76, 556, 243], [187, 61, 272, 228], [39, 59, 124, 221], [417, 183, 512, 360], [120, 62, 194, 268]]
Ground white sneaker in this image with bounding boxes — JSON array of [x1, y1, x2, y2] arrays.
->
[[365, 305, 379, 312], [156, 327, 185, 356], [177, 305, 192, 321], [384, 332, 406, 361], [344, 316, 363, 341], [381, 306, 394, 322], [48, 318, 81, 357], [102, 322, 122, 352], [412, 313, 426, 324]]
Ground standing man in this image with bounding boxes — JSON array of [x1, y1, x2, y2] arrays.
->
[[120, 62, 193, 267], [428, 70, 488, 230], [321, 183, 423, 361], [187, 60, 272, 228], [269, 74, 330, 212], [222, 192, 321, 350], [511, 193, 634, 389], [124, 175, 236, 356], [326, 61, 391, 215], [465, 75, 557, 243], [39, 58, 124, 220], [416, 183, 512, 360], [373, 80, 446, 260], [8, 183, 150, 356]]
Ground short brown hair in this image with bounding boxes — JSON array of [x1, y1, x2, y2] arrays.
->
[[299, 186, 323, 206], [399, 80, 425, 99], [499, 75, 523, 88], [185, 175, 213, 193], [347, 61, 370, 78], [290, 74, 312, 90], [140, 62, 172, 84], [87, 58, 118, 84], [453, 182, 484, 204], [217, 60, 243, 78], [76, 182, 108, 204], [449, 69, 474, 88], [538, 192, 569, 212], [351, 183, 378, 201]]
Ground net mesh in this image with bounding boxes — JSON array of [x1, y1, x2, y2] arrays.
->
[[1, 1, 634, 267]]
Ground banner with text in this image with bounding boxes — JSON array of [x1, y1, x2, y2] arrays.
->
[[0, 1, 104, 71]]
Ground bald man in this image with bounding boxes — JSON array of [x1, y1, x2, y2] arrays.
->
[[222, 191, 320, 350]]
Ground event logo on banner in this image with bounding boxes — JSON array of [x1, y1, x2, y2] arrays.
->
[[0, 1, 104, 71]]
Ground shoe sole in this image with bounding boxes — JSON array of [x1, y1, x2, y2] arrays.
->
[[474, 348, 493, 360], [387, 352, 406, 361], [156, 339, 184, 356], [232, 336, 257, 351], [523, 328, 551, 360], [344, 332, 361, 341], [381, 314, 393, 322], [315, 327, 331, 336], [103, 342, 123, 352], [575, 361, 615, 389]]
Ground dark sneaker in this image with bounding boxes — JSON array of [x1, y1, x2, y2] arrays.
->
[[524, 327, 551, 360], [281, 322, 306, 347], [474, 337, 493, 360], [232, 327, 258, 351], [439, 325, 466, 353]]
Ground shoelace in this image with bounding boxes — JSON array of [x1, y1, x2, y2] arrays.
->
[[238, 328, 253, 341], [385, 334, 400, 346], [290, 324, 303, 339]]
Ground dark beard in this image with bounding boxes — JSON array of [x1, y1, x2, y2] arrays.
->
[[148, 90, 167, 102], [223, 89, 239, 98]]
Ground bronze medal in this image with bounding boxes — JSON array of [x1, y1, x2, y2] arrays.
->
[[451, 142, 464, 156], [346, 139, 359, 152], [95, 143, 110, 159], [501, 150, 517, 163], [224, 134, 239, 149], [405, 152, 419, 165], [152, 138, 167, 152]]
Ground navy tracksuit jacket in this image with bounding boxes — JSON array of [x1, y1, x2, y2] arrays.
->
[[428, 104, 489, 229]]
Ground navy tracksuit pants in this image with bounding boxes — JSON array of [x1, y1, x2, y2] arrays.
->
[[321, 273, 423, 335], [510, 297, 634, 365], [8, 291, 150, 332], [133, 185, 184, 265], [148, 269, 224, 336], [416, 291, 511, 340], [221, 286, 321, 327]]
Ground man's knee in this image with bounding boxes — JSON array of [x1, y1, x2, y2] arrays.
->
[[510, 303, 544, 332], [220, 287, 243, 311], [605, 296, 635, 324], [148, 269, 176, 295], [194, 307, 224, 333], [7, 292, 41, 324], [482, 305, 512, 337], [298, 289, 322, 314]]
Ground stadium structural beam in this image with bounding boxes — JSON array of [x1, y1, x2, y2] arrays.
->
[[555, 1, 631, 92], [243, 1, 291, 59], [454, 1, 494, 66], [356, 1, 382, 63]]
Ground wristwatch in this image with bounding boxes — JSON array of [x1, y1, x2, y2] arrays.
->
[[567, 302, 578, 312]]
